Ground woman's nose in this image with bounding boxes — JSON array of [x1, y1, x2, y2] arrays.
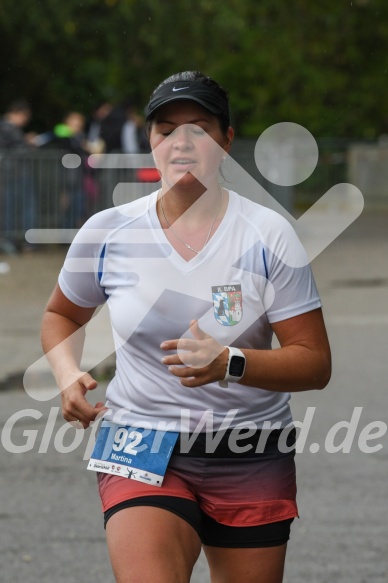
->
[[171, 125, 193, 149]]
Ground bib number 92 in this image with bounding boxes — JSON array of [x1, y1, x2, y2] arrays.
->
[[112, 428, 144, 455]]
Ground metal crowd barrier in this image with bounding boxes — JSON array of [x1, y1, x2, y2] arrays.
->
[[0, 150, 159, 245], [0, 141, 351, 247]]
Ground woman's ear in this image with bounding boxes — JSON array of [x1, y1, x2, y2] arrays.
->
[[224, 126, 234, 153]]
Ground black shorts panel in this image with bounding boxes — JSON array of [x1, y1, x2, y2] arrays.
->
[[103, 495, 294, 548]]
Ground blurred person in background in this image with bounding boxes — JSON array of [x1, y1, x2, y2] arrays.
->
[[91, 98, 150, 202], [86, 101, 113, 154], [120, 98, 148, 154], [95, 98, 147, 154], [38, 112, 99, 227], [98, 103, 127, 154], [0, 99, 37, 253]]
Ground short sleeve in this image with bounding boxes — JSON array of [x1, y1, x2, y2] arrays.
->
[[263, 217, 322, 323], [58, 214, 110, 308]]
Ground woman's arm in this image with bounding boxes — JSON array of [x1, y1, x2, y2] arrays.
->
[[239, 308, 331, 391], [41, 283, 106, 427], [160, 309, 331, 392]]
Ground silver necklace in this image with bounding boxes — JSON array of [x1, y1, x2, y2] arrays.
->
[[160, 189, 224, 255]]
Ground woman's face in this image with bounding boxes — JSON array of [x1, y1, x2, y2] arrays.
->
[[149, 100, 233, 191]]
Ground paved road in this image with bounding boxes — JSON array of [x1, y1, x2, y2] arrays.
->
[[0, 211, 387, 582]]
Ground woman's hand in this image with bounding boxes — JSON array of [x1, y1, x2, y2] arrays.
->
[[160, 320, 228, 387], [59, 370, 107, 428], [41, 285, 107, 428]]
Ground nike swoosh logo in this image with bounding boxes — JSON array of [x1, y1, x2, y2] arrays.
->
[[172, 86, 190, 92]]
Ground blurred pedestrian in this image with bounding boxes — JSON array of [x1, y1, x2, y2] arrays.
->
[[86, 101, 113, 154], [0, 100, 37, 252], [120, 98, 146, 154], [38, 112, 99, 227], [98, 105, 126, 154]]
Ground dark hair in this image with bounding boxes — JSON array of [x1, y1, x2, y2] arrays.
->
[[6, 99, 31, 114], [146, 71, 231, 136]]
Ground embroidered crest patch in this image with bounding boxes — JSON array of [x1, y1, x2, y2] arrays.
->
[[212, 284, 243, 326]]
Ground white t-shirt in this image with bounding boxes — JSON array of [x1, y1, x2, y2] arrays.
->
[[59, 190, 321, 432]]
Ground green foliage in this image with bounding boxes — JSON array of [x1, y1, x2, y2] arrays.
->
[[1, 0, 388, 137]]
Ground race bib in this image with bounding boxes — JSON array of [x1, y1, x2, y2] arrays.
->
[[87, 420, 179, 487]]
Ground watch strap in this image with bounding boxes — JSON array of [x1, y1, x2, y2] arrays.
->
[[218, 346, 246, 388]]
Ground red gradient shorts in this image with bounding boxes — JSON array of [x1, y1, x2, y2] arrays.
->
[[97, 428, 298, 546]]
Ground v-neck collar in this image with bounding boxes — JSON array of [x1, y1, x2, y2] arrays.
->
[[148, 189, 237, 272]]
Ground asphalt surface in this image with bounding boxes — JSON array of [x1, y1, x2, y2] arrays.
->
[[0, 211, 387, 582]]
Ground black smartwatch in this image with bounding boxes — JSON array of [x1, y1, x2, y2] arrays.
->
[[218, 347, 246, 388]]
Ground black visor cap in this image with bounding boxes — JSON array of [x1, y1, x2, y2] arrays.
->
[[145, 81, 230, 124]]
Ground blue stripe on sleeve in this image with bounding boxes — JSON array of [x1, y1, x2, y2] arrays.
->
[[262, 248, 269, 279], [98, 244, 109, 300], [98, 243, 106, 283]]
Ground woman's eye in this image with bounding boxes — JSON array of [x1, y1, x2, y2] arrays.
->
[[158, 126, 205, 137], [191, 127, 205, 135]]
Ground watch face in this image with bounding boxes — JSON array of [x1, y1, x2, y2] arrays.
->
[[229, 355, 245, 377]]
